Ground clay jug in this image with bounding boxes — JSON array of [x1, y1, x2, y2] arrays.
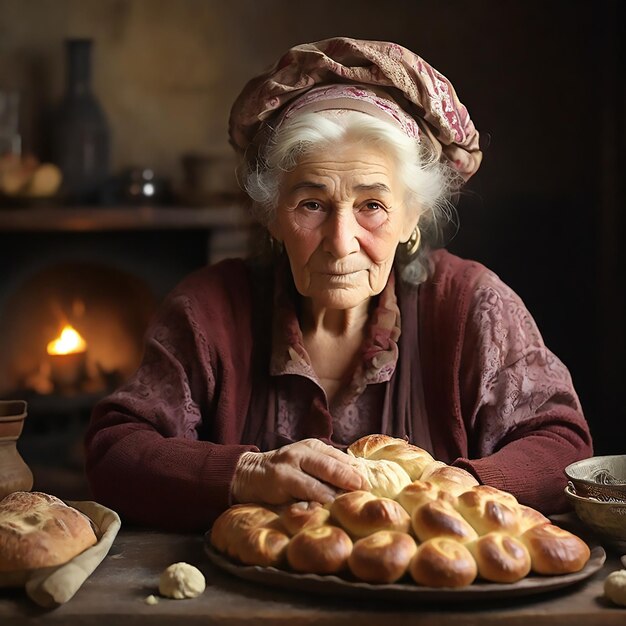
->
[[0, 400, 34, 500]]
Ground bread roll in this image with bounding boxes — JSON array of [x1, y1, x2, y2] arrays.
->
[[287, 525, 353, 574], [347, 434, 406, 459], [330, 491, 411, 538], [420, 463, 479, 496], [368, 443, 434, 481], [517, 504, 550, 534], [350, 457, 412, 499], [279, 501, 330, 536], [520, 523, 590, 575], [467, 532, 531, 583], [396, 480, 456, 516], [210, 504, 278, 556], [233, 526, 290, 567], [409, 537, 477, 588], [411, 499, 478, 544], [455, 486, 522, 536], [0, 491, 97, 572], [348, 530, 417, 583], [348, 435, 434, 481]]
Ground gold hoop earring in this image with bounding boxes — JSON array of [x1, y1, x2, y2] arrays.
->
[[405, 227, 421, 256]]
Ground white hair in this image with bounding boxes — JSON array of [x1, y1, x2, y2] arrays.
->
[[242, 111, 462, 284]]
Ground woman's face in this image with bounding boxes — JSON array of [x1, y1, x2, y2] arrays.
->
[[269, 141, 418, 311]]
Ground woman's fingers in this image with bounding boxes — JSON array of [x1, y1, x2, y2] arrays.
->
[[273, 465, 338, 503], [298, 448, 365, 492], [232, 439, 369, 506]]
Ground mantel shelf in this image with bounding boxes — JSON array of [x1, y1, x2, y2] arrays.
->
[[0, 205, 249, 232]]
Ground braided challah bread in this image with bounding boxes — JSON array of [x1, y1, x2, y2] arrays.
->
[[210, 434, 591, 588]]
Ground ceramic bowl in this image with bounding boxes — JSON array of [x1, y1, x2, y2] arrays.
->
[[565, 484, 626, 548], [565, 455, 626, 502]]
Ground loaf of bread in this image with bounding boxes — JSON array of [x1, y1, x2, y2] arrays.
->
[[0, 491, 97, 572], [210, 434, 591, 588]]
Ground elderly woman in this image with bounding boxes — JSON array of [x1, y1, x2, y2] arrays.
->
[[85, 38, 592, 531]]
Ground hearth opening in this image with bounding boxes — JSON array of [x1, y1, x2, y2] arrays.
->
[[0, 260, 157, 498]]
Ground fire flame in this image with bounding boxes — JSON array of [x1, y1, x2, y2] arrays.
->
[[47, 324, 87, 356]]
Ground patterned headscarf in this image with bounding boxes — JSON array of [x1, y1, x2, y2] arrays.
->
[[229, 37, 482, 181]]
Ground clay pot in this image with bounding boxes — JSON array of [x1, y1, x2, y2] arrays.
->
[[0, 400, 34, 500]]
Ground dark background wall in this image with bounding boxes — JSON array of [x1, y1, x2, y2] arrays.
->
[[0, 0, 623, 454]]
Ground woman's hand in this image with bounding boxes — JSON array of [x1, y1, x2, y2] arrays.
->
[[231, 439, 368, 505]]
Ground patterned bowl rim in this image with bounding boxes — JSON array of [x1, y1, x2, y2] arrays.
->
[[565, 455, 626, 488], [564, 484, 626, 508]]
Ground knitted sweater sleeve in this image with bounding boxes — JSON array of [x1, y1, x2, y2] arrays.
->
[[84, 261, 258, 531], [452, 269, 593, 514]]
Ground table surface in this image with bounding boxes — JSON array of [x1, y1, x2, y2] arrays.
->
[[1, 524, 625, 625]]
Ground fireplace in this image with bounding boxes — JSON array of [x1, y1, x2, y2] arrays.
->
[[0, 205, 250, 499], [0, 261, 156, 398]]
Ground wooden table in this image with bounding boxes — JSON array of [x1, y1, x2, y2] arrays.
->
[[1, 528, 625, 625]]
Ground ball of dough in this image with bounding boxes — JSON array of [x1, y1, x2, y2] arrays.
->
[[158, 562, 206, 599], [604, 570, 626, 607]]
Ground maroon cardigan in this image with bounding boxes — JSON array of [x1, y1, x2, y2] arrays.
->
[[85, 250, 592, 530]]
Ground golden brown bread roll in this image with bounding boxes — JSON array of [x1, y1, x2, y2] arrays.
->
[[348, 435, 434, 482], [520, 523, 591, 575], [367, 443, 434, 481], [517, 504, 550, 534], [348, 530, 417, 583], [347, 434, 407, 459], [396, 480, 456, 516], [409, 537, 477, 588], [210, 504, 279, 556], [233, 526, 290, 567], [420, 463, 479, 496], [0, 491, 97, 572], [287, 525, 353, 574], [411, 498, 478, 544], [279, 501, 330, 536], [330, 490, 411, 538], [454, 486, 522, 536], [466, 532, 531, 583]]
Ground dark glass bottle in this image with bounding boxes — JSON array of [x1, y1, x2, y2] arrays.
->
[[52, 39, 110, 204]]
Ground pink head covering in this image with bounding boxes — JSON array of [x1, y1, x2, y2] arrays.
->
[[229, 37, 482, 181], [277, 84, 421, 140]]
